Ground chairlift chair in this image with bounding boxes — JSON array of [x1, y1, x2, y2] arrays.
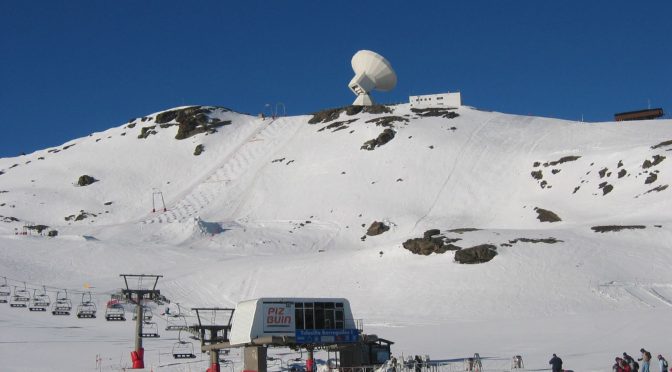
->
[[51, 290, 72, 315], [165, 303, 188, 331], [132, 305, 153, 321], [140, 320, 160, 338], [0, 277, 10, 303], [10, 285, 30, 308], [29, 288, 51, 311], [172, 330, 197, 359], [105, 303, 126, 321], [76, 292, 97, 318]]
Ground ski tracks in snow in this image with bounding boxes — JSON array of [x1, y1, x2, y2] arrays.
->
[[141, 117, 303, 224], [597, 281, 672, 308]]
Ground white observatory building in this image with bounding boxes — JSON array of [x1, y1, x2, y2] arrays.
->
[[348, 50, 397, 106]]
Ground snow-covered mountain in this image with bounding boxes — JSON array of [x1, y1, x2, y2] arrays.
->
[[1, 103, 671, 371]]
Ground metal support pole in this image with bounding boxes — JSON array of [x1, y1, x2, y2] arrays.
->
[[135, 302, 143, 351], [307, 348, 314, 372], [209, 329, 220, 372]]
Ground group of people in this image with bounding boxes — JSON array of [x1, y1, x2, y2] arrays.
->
[[613, 349, 669, 372]]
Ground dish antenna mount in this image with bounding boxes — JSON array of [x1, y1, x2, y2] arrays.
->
[[348, 50, 397, 106]]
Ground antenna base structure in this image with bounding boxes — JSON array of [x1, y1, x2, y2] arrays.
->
[[348, 50, 397, 106]]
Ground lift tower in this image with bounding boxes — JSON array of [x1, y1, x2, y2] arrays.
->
[[120, 274, 163, 369], [193, 307, 235, 372]]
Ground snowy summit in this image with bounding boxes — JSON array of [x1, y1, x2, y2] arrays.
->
[[1, 102, 671, 371]]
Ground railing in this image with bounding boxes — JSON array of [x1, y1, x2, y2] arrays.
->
[[331, 359, 524, 372]]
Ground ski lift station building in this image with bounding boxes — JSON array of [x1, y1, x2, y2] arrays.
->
[[229, 297, 358, 345], [409, 92, 462, 109]]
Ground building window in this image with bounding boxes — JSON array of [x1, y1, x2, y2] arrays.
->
[[294, 301, 346, 330]]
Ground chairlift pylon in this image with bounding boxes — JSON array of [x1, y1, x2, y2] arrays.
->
[[172, 330, 197, 359], [10, 283, 30, 308], [151, 189, 167, 213], [51, 290, 72, 315], [0, 277, 10, 303], [132, 305, 153, 321], [29, 287, 50, 311], [76, 291, 97, 318]]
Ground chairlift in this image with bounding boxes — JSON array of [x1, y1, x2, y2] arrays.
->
[[140, 320, 160, 338], [165, 303, 188, 331], [51, 290, 72, 315], [76, 292, 97, 318], [172, 330, 197, 359], [0, 277, 10, 303], [132, 305, 153, 321], [105, 303, 126, 321], [10, 284, 30, 308], [29, 287, 51, 311]]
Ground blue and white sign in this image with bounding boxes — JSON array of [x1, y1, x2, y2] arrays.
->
[[295, 329, 359, 344]]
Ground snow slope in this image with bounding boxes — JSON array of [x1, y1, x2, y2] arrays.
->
[[1, 104, 671, 371]]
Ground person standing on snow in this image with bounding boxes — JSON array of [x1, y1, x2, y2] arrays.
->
[[549, 354, 563, 372], [657, 355, 668, 372], [624, 353, 639, 372], [619, 359, 633, 372], [638, 348, 652, 372]]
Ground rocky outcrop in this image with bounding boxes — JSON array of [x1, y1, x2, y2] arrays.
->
[[591, 225, 646, 233], [402, 229, 462, 255], [534, 207, 561, 223], [77, 175, 97, 186], [411, 108, 459, 119], [454, 244, 498, 264], [361, 129, 396, 150], [308, 105, 393, 124], [366, 221, 389, 236]]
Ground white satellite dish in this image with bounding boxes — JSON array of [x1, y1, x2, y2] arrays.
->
[[348, 50, 397, 106]]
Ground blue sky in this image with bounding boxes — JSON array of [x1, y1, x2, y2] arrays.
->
[[1, 1, 671, 157]]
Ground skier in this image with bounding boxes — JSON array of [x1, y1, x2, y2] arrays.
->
[[657, 355, 668, 372], [549, 354, 563, 372], [638, 348, 652, 372]]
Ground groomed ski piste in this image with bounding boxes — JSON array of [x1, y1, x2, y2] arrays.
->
[[1, 103, 671, 371]]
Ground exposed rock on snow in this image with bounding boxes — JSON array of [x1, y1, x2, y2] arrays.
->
[[317, 119, 358, 133], [642, 155, 665, 169], [591, 225, 646, 233], [447, 228, 480, 234], [411, 107, 459, 119], [366, 221, 389, 236], [1, 215, 20, 222], [651, 140, 672, 149], [507, 237, 563, 244], [454, 244, 498, 264], [77, 175, 97, 186], [534, 207, 562, 223], [308, 105, 393, 124], [403, 236, 458, 255], [365, 116, 409, 127], [543, 155, 581, 167], [361, 128, 396, 150], [65, 210, 96, 222]]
